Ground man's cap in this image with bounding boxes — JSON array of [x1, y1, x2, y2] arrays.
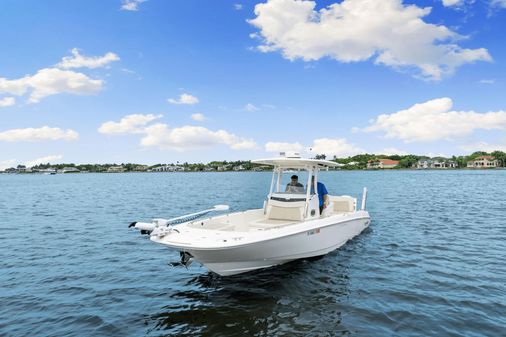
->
[[291, 175, 298, 180]]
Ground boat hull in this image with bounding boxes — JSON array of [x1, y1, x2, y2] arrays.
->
[[159, 214, 370, 276]]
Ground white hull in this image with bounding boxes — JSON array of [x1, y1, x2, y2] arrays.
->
[[132, 155, 372, 277], [151, 211, 370, 276]]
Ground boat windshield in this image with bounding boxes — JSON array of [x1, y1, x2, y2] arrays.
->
[[273, 169, 313, 195]]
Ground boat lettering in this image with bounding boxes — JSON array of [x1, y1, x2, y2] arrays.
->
[[307, 228, 321, 236]]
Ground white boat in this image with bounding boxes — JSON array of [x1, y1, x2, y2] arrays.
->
[[130, 152, 371, 276]]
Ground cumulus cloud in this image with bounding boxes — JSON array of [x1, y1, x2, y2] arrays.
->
[[249, 0, 491, 80], [460, 141, 506, 153], [167, 93, 199, 105], [380, 147, 409, 155], [0, 97, 15, 107], [140, 124, 257, 151], [0, 126, 79, 142], [25, 154, 63, 168], [0, 68, 103, 103], [0, 159, 16, 170], [191, 113, 206, 121], [98, 114, 162, 134], [99, 114, 256, 151], [357, 97, 506, 142], [0, 49, 117, 104], [57, 48, 120, 69], [265, 141, 304, 152], [121, 0, 147, 11], [234, 4, 243, 10], [309, 138, 365, 157], [491, 0, 506, 8], [442, 0, 464, 6], [265, 138, 363, 157], [244, 103, 259, 112]]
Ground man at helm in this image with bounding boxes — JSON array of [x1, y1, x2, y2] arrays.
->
[[285, 174, 304, 193]]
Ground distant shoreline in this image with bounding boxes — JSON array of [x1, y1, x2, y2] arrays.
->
[[2, 167, 505, 175], [2, 151, 504, 173]]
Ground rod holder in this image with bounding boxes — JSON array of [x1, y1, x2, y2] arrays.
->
[[361, 187, 368, 211]]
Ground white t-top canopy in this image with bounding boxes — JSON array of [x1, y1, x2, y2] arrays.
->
[[252, 156, 339, 168]]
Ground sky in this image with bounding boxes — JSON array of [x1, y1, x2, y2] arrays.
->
[[1, 0, 506, 168]]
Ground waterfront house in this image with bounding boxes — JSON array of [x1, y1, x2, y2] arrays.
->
[[106, 166, 125, 173], [133, 165, 148, 172], [217, 165, 231, 171], [38, 168, 57, 174], [415, 158, 431, 169], [415, 158, 458, 169], [252, 165, 270, 171], [467, 156, 500, 168], [367, 159, 399, 169], [151, 165, 185, 172], [233, 165, 246, 171]]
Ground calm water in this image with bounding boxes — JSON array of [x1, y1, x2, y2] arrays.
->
[[1, 171, 505, 336]]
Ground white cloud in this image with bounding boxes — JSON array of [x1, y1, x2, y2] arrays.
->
[[380, 147, 409, 155], [167, 93, 199, 105], [234, 4, 243, 10], [0, 159, 16, 170], [120, 68, 136, 74], [492, 0, 506, 8], [140, 124, 257, 151], [309, 138, 365, 157], [249, 0, 491, 80], [265, 141, 304, 152], [357, 97, 506, 142], [0, 67, 103, 103], [121, 0, 147, 11], [0, 126, 79, 142], [99, 114, 256, 151], [479, 79, 495, 84], [25, 154, 63, 168], [265, 138, 363, 157], [245, 103, 259, 112], [0, 96, 15, 107], [98, 114, 162, 134], [57, 48, 120, 69], [442, 0, 464, 6], [191, 113, 206, 121], [460, 141, 506, 153]]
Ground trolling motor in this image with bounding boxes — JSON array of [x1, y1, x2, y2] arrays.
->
[[168, 251, 194, 268], [128, 204, 230, 236]]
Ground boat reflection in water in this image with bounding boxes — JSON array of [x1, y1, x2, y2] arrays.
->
[[144, 249, 362, 336]]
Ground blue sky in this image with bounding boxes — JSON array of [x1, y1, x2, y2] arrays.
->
[[1, 0, 506, 168]]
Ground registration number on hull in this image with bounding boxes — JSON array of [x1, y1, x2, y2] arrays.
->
[[307, 228, 321, 236]]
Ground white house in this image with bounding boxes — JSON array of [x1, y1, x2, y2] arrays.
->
[[151, 165, 185, 172], [107, 166, 125, 173], [467, 156, 500, 168], [415, 158, 458, 169]]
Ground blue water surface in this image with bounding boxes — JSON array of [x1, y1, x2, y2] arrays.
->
[[1, 170, 505, 336]]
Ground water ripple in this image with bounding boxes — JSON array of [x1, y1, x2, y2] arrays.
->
[[1, 171, 505, 336]]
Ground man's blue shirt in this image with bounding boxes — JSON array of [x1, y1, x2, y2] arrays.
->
[[311, 182, 328, 206]]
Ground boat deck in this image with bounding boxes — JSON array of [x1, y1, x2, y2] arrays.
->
[[186, 209, 354, 233]]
